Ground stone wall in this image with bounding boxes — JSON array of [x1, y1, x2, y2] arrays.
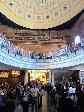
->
[[0, 11, 84, 53], [18, 43, 66, 54]]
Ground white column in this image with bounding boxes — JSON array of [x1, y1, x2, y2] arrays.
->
[[51, 72, 54, 85], [49, 71, 52, 83], [24, 70, 28, 86], [79, 70, 84, 84]]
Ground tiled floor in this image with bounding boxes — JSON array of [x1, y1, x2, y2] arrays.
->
[[1, 96, 58, 112], [14, 96, 58, 112]]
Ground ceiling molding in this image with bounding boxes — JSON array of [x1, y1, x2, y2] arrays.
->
[[0, 0, 84, 29]]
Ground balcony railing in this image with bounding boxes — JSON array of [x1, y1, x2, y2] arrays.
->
[[0, 43, 84, 69], [0, 32, 84, 69]]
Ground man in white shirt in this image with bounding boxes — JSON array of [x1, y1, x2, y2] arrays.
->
[[30, 84, 39, 112], [68, 86, 76, 101]]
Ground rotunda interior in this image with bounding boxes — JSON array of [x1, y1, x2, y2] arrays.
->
[[0, 0, 84, 112]]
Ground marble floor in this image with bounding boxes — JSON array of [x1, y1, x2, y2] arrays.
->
[[0, 96, 58, 112], [14, 96, 58, 112]]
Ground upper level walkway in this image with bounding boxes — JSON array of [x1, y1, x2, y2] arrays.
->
[[0, 32, 84, 69], [0, 42, 84, 69]]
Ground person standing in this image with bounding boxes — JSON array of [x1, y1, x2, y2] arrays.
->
[[22, 89, 29, 112], [0, 96, 4, 112], [58, 92, 77, 112], [30, 84, 39, 112], [76, 84, 84, 112]]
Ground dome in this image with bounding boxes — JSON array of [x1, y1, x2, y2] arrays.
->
[[0, 0, 84, 29]]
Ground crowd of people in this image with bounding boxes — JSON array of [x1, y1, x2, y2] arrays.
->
[[45, 81, 84, 112], [0, 32, 84, 60], [0, 81, 44, 112], [0, 80, 84, 112]]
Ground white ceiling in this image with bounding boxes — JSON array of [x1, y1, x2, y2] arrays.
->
[[1, 61, 84, 71], [0, 62, 20, 70], [70, 64, 84, 70]]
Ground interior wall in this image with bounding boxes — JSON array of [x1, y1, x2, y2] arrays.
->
[[18, 43, 66, 54], [71, 12, 84, 43], [52, 69, 74, 83]]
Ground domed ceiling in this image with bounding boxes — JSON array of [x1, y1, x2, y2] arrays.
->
[[0, 0, 84, 29]]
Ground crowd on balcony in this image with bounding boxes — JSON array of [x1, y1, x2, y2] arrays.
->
[[0, 32, 23, 57], [0, 32, 84, 60]]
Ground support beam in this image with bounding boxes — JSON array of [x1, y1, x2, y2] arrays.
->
[[24, 70, 28, 86]]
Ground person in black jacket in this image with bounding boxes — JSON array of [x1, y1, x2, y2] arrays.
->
[[51, 87, 56, 107], [0, 96, 4, 111], [76, 84, 84, 112], [58, 92, 77, 112]]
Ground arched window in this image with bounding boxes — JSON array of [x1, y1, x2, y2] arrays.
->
[[75, 36, 80, 44]]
